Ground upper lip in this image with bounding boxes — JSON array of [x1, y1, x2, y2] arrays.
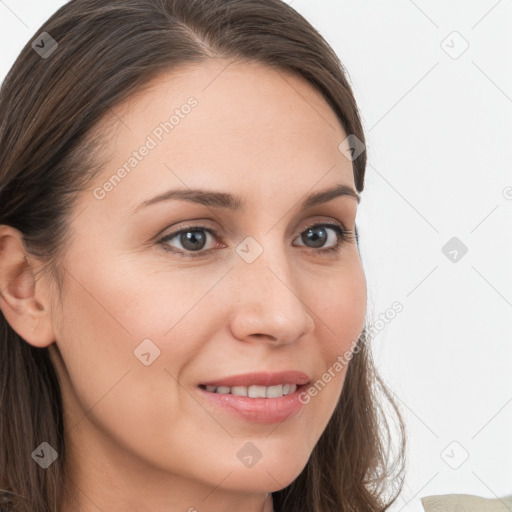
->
[[199, 371, 311, 388]]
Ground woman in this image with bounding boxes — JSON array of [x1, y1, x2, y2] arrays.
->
[[0, 1, 407, 510]]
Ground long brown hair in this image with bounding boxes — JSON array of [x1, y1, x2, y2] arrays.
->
[[0, 1, 406, 510]]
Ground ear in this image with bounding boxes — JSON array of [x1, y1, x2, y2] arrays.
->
[[0, 225, 56, 348]]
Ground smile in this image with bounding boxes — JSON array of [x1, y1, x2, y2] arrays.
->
[[199, 383, 298, 398]]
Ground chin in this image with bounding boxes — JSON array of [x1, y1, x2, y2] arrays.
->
[[215, 456, 309, 494]]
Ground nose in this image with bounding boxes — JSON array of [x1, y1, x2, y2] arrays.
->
[[227, 243, 316, 346]]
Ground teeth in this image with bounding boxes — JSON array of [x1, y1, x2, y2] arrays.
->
[[248, 385, 267, 398], [266, 384, 283, 398], [203, 383, 297, 398], [231, 386, 248, 396]]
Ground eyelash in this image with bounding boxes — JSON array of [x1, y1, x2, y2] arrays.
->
[[157, 221, 355, 259]]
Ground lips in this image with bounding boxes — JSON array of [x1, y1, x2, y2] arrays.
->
[[199, 370, 311, 388], [196, 370, 312, 423]]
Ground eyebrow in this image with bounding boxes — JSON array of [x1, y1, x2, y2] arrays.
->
[[132, 183, 360, 214]]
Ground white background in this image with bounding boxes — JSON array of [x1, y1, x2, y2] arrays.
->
[[1, 1, 511, 510]]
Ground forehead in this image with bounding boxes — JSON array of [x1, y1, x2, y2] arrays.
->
[[85, 58, 355, 216]]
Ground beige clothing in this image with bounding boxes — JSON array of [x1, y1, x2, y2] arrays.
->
[[421, 493, 512, 511]]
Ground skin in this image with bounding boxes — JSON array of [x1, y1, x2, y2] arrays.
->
[[0, 58, 366, 512]]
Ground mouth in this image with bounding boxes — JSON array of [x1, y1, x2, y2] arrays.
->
[[196, 371, 311, 424], [198, 370, 310, 389], [198, 382, 302, 398]]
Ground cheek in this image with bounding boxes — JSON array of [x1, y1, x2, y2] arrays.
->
[[52, 252, 232, 448], [53, 266, 212, 477], [316, 258, 367, 354], [53, 261, 208, 398], [308, 259, 366, 408]]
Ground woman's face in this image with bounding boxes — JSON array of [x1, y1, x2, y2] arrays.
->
[[47, 59, 367, 507]]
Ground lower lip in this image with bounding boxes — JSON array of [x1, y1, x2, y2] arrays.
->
[[197, 385, 308, 424]]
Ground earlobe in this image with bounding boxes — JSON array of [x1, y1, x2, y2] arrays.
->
[[0, 225, 55, 348]]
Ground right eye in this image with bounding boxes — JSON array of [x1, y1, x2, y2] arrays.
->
[[158, 224, 222, 258]]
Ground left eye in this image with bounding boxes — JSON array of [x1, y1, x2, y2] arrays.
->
[[158, 222, 350, 258], [293, 223, 344, 250]]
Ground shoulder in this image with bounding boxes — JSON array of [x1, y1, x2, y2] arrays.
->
[[420, 493, 512, 511]]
